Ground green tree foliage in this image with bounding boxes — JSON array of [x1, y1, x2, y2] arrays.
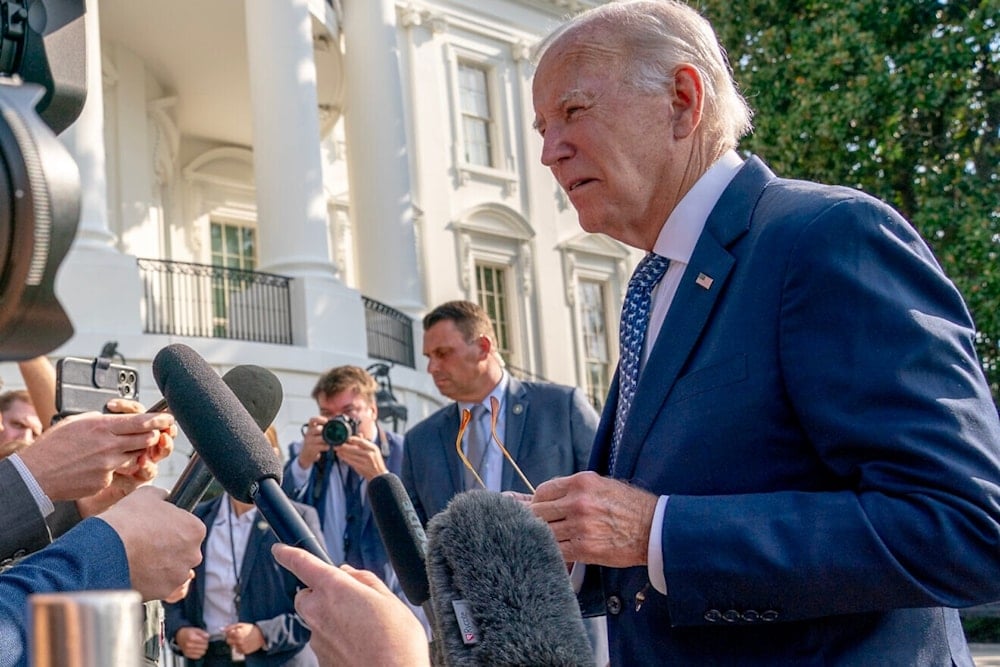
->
[[699, 0, 1000, 401]]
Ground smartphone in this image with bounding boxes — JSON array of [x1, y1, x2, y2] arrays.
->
[[55, 357, 140, 416]]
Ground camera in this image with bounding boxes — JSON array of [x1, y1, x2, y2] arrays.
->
[[322, 415, 358, 447], [0, 0, 87, 360]]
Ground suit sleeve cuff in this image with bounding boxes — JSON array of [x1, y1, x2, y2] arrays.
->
[[8, 453, 55, 517], [647, 495, 669, 595]]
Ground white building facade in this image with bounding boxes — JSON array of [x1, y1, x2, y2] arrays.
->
[[1, 0, 639, 484]]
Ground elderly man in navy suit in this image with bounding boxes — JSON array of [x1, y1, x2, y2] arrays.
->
[[524, 1, 1000, 666]]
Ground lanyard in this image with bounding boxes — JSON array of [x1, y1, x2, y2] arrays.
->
[[227, 500, 242, 614]]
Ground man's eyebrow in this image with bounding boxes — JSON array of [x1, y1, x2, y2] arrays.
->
[[532, 89, 587, 132]]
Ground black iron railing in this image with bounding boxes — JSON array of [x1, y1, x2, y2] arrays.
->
[[363, 297, 415, 368], [138, 258, 293, 344]]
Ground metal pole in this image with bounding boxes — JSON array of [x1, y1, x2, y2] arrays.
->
[[29, 589, 143, 667]]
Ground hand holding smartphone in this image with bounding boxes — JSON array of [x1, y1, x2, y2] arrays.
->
[[55, 356, 139, 418]]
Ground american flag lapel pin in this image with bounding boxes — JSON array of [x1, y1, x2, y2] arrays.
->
[[696, 273, 714, 290]]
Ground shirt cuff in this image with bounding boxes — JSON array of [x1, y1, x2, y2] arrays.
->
[[647, 495, 669, 595], [9, 453, 55, 517], [287, 456, 311, 488]]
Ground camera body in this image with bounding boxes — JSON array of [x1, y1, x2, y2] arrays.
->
[[0, 0, 87, 360], [322, 415, 358, 447]]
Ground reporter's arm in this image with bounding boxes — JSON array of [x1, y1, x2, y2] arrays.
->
[[16, 356, 57, 429], [0, 458, 53, 563], [0, 514, 132, 664]]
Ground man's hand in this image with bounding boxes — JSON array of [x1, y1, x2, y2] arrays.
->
[[224, 622, 265, 655], [175, 626, 210, 660], [97, 486, 205, 601], [334, 435, 388, 481], [19, 410, 176, 501], [529, 471, 658, 568], [272, 543, 430, 667], [75, 398, 178, 517], [297, 417, 332, 469]]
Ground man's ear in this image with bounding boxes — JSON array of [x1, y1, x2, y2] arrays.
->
[[671, 65, 703, 139], [475, 335, 493, 360]]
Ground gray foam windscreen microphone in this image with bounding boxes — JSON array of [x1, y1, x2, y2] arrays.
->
[[426, 491, 593, 666]]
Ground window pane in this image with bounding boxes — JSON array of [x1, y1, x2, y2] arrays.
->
[[476, 263, 511, 360], [579, 280, 610, 408], [458, 63, 493, 168], [209, 221, 258, 338]]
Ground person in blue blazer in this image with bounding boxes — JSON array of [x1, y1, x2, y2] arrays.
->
[[525, 2, 1000, 666], [402, 300, 598, 526], [164, 491, 320, 667]]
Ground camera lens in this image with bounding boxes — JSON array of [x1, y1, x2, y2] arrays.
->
[[321, 418, 351, 446]]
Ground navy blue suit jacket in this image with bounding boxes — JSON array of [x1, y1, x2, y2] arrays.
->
[[402, 376, 597, 524], [590, 156, 1000, 665], [281, 428, 403, 583], [164, 496, 320, 667], [0, 518, 130, 667]]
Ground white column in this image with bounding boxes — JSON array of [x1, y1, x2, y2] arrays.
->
[[58, 0, 114, 250], [244, 0, 332, 278], [244, 0, 366, 356], [341, 0, 423, 317], [54, 0, 143, 340]]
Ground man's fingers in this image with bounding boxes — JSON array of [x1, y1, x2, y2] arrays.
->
[[272, 543, 334, 587]]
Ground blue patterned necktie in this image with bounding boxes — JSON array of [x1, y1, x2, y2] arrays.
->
[[610, 252, 670, 473]]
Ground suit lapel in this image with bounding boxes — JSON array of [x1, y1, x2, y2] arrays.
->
[[239, 511, 268, 600], [438, 404, 464, 497], [613, 157, 775, 478], [501, 377, 528, 490]]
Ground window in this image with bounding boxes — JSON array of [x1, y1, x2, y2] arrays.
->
[[210, 220, 257, 337], [476, 263, 512, 361], [579, 279, 611, 409], [458, 63, 493, 168]]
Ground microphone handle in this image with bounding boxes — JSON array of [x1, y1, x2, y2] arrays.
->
[[253, 477, 333, 565], [165, 453, 215, 511]]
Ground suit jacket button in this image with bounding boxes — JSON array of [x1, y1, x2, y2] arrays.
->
[[742, 609, 759, 622], [704, 609, 722, 623], [722, 609, 740, 623], [606, 595, 623, 615], [761, 610, 779, 622]]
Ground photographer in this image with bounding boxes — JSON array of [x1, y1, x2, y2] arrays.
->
[[283, 366, 398, 583]]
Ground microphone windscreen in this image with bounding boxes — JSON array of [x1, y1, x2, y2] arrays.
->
[[220, 364, 283, 431], [426, 491, 593, 666], [367, 473, 430, 606], [152, 343, 282, 503]]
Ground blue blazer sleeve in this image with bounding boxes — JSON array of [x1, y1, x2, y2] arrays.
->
[[0, 518, 130, 667]]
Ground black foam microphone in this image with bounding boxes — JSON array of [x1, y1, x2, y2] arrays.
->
[[426, 491, 593, 666], [152, 343, 332, 564], [165, 364, 284, 511], [367, 473, 431, 606]]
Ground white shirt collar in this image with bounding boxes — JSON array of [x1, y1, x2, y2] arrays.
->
[[652, 150, 744, 262]]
